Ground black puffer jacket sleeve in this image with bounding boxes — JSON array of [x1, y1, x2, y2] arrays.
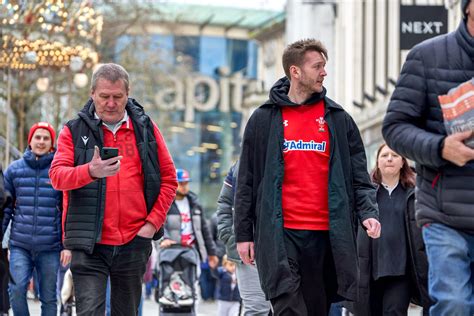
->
[[382, 47, 446, 168]]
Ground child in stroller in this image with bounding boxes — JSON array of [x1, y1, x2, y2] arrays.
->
[[157, 244, 199, 315]]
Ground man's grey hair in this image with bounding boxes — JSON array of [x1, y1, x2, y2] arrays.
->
[[91, 63, 130, 92]]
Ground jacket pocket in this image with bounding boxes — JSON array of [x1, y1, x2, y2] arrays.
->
[[438, 173, 474, 216]]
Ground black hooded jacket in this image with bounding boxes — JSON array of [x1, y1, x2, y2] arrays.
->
[[234, 77, 379, 301]]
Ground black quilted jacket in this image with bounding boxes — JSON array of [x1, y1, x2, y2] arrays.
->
[[383, 21, 474, 231]]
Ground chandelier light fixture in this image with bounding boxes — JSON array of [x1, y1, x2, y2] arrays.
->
[[0, 0, 103, 70]]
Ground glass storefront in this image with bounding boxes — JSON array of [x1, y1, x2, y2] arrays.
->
[[115, 33, 258, 214]]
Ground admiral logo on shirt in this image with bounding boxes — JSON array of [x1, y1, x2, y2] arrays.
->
[[283, 139, 327, 153]]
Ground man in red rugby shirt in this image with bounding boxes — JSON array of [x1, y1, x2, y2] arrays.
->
[[50, 63, 177, 315], [235, 39, 381, 315]]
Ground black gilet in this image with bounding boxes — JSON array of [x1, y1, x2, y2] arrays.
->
[[64, 98, 162, 254]]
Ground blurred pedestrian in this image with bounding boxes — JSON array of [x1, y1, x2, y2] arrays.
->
[[383, 1, 474, 314], [217, 161, 271, 315], [215, 255, 240, 316], [2, 122, 70, 316], [0, 163, 12, 316], [49, 63, 177, 315], [234, 38, 380, 315], [158, 168, 218, 305], [354, 144, 431, 315], [0, 223, 10, 316], [143, 257, 155, 300]]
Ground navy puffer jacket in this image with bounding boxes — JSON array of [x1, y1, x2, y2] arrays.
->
[[383, 21, 474, 231], [2, 149, 62, 252]]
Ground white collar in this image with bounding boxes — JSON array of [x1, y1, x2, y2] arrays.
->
[[381, 181, 399, 196], [94, 111, 129, 135]]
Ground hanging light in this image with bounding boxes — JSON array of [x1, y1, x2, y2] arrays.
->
[[73, 73, 88, 88], [36, 77, 49, 92], [24, 51, 38, 64], [0, 1, 102, 71], [69, 56, 84, 72]]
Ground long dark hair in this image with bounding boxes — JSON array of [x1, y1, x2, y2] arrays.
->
[[371, 143, 415, 189]]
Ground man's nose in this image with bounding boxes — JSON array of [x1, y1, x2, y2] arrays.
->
[[106, 97, 116, 104]]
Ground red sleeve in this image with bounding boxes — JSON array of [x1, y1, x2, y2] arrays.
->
[[145, 122, 178, 230], [49, 126, 95, 191]]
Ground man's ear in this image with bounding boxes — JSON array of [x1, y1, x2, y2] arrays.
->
[[289, 65, 300, 80]]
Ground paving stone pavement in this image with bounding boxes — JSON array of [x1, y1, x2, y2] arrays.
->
[[25, 297, 218, 315], [24, 298, 423, 315]]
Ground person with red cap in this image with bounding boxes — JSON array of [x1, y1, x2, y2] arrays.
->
[[2, 122, 70, 316]]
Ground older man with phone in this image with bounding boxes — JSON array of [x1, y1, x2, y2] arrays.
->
[[49, 63, 177, 316]]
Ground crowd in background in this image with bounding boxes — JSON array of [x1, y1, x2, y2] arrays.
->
[[0, 1, 473, 315]]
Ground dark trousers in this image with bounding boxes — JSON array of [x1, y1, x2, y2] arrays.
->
[[0, 248, 9, 313], [271, 229, 338, 316], [71, 235, 152, 316], [369, 275, 411, 316], [199, 264, 216, 300]]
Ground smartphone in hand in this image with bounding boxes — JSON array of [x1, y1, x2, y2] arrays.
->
[[100, 147, 119, 160]]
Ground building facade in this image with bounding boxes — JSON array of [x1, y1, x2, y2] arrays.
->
[[253, 0, 464, 168], [115, 3, 282, 213]]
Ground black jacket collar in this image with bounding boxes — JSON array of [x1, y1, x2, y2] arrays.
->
[[455, 20, 474, 58]]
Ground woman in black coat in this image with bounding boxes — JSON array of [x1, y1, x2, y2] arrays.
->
[[354, 143, 431, 316]]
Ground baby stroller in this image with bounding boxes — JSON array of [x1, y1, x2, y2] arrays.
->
[[156, 244, 199, 316]]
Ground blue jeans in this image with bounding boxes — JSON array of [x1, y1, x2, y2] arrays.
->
[[328, 302, 343, 316], [9, 246, 60, 316], [423, 223, 474, 315]]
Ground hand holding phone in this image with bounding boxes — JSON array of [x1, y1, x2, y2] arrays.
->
[[100, 147, 119, 161], [89, 146, 122, 179]]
